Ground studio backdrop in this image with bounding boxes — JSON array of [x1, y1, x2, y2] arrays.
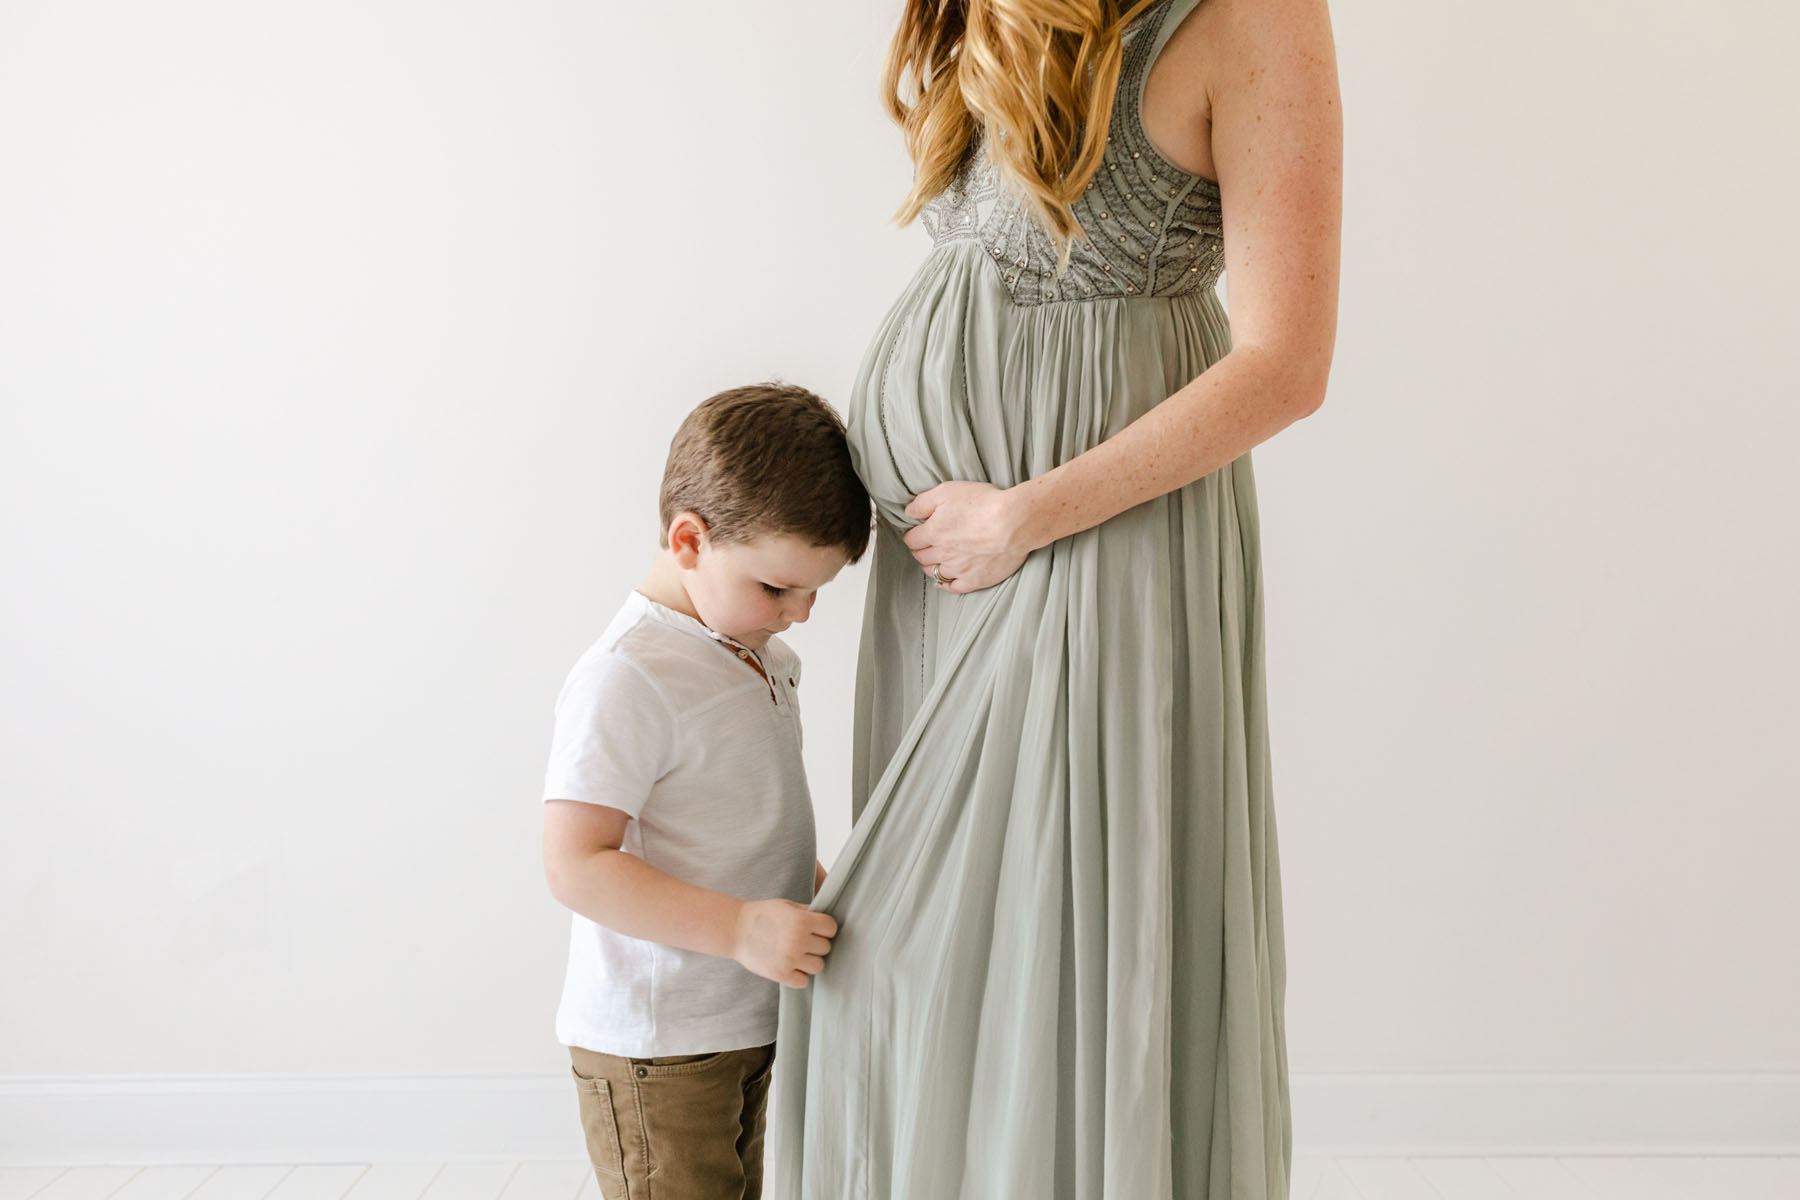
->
[[1, 0, 1796, 1163]]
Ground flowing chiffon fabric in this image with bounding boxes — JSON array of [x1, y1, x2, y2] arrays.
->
[[770, 3, 1291, 1195]]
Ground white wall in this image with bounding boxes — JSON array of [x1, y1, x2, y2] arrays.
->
[[1, 0, 1796, 1157]]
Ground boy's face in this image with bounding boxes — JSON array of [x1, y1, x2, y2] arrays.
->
[[672, 516, 850, 651]]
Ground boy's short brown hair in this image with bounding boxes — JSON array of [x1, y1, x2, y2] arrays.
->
[[658, 382, 872, 562]]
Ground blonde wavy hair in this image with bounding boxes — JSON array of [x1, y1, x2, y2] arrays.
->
[[884, 0, 1161, 269]]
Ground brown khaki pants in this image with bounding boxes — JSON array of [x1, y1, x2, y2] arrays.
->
[[568, 1042, 776, 1200]]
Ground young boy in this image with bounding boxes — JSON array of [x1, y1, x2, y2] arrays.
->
[[540, 382, 871, 1199]]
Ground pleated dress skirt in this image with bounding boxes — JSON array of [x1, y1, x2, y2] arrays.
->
[[768, 218, 1291, 1199]]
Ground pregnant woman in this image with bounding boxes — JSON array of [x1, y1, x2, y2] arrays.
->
[[772, 0, 1341, 1195]]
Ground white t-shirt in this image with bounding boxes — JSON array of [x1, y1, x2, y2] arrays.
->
[[542, 589, 817, 1057]]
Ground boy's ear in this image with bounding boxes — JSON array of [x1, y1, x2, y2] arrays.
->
[[667, 511, 710, 567]]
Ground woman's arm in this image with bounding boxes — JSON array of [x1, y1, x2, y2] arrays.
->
[[905, 0, 1342, 590]]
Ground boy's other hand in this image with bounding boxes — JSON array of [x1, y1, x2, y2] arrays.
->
[[734, 898, 839, 989]]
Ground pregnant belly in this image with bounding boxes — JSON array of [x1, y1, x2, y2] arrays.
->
[[844, 245, 1023, 529], [844, 241, 1233, 530]]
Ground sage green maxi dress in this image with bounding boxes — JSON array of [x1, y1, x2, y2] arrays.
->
[[770, 2, 1291, 1196]]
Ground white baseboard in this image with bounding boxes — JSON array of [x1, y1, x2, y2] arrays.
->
[[0, 1074, 582, 1164], [1293, 1071, 1800, 1158], [2, 1071, 1796, 1164]]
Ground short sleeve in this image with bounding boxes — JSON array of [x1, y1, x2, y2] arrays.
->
[[541, 652, 674, 819]]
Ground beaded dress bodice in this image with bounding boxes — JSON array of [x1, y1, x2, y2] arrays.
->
[[917, 0, 1223, 306]]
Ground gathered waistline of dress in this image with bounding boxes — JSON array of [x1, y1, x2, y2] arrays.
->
[[916, 237, 1221, 309]]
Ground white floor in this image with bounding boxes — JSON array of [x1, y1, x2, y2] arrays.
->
[[5, 1158, 1800, 1200]]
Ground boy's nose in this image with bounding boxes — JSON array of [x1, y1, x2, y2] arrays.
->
[[785, 591, 817, 623]]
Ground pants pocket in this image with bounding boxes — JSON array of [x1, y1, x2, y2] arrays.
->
[[633, 1048, 730, 1074], [570, 1066, 628, 1192]]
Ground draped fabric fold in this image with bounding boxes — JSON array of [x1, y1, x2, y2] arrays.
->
[[769, 240, 1290, 1199]]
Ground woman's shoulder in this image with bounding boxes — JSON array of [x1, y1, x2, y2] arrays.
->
[[1148, 0, 1338, 130], [1173, 0, 1338, 71]]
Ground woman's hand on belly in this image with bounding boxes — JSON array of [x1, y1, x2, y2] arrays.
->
[[902, 481, 1034, 594]]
